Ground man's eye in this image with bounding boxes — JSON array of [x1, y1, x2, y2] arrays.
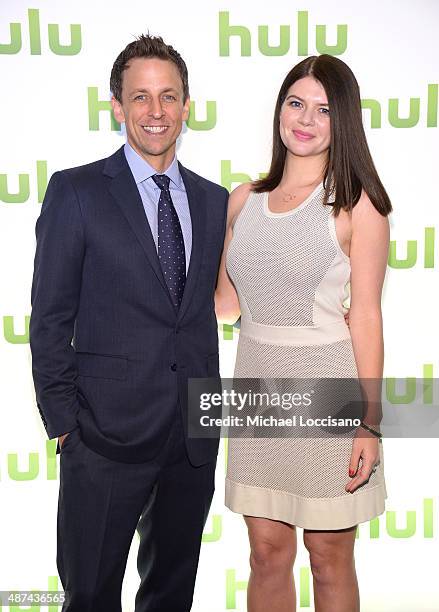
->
[[134, 95, 146, 101], [163, 95, 176, 102]]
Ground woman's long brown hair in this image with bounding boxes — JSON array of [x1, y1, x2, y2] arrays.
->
[[253, 55, 392, 216]]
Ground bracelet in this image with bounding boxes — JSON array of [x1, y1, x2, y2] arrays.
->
[[359, 421, 383, 439]]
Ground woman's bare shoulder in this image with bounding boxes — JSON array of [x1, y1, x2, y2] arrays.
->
[[352, 190, 390, 239]]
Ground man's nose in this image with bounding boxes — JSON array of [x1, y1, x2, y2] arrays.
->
[[149, 98, 165, 118]]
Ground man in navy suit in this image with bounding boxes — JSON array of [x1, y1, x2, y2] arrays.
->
[[30, 34, 228, 611]]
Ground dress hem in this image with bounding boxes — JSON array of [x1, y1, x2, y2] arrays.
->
[[225, 478, 387, 530]]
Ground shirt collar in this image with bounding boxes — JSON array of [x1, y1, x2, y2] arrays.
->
[[124, 141, 183, 190]]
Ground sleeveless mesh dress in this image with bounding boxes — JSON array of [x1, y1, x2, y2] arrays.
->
[[225, 184, 386, 530]]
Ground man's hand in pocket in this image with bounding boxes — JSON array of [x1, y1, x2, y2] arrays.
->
[[58, 432, 70, 448]]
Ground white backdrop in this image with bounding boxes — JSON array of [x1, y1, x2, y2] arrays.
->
[[1, 0, 438, 610]]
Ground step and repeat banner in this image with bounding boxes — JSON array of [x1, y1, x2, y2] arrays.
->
[[1, 0, 438, 610]]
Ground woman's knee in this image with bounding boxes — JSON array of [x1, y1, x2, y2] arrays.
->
[[303, 530, 356, 584], [247, 519, 296, 578], [249, 539, 296, 578]]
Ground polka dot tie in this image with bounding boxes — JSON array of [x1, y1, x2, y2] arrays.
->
[[152, 174, 186, 308]]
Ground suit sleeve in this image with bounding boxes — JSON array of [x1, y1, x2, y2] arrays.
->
[[221, 187, 228, 239], [29, 171, 85, 439]]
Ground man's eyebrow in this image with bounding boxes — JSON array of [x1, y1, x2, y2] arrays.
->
[[286, 94, 329, 105], [128, 87, 179, 95]]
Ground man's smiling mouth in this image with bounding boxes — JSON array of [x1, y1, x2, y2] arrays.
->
[[142, 126, 169, 134]]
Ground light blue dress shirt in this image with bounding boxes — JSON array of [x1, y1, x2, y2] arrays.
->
[[124, 142, 192, 272]]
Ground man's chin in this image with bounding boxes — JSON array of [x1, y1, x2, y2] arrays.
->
[[131, 144, 177, 169], [131, 141, 175, 159]]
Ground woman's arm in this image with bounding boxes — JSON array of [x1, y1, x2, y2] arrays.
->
[[215, 183, 253, 325], [345, 190, 390, 492], [349, 190, 390, 415]]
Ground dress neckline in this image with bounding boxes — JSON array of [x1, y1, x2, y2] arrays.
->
[[263, 182, 324, 218]]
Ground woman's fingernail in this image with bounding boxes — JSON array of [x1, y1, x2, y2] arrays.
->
[[349, 468, 355, 477]]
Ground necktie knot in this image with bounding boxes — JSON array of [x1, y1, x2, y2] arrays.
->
[[152, 174, 171, 192]]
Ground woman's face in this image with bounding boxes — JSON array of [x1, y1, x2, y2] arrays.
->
[[279, 76, 331, 159]]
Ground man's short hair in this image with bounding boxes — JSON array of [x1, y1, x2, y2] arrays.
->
[[110, 34, 189, 103]]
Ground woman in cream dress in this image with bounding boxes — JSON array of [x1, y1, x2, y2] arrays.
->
[[215, 55, 391, 612]]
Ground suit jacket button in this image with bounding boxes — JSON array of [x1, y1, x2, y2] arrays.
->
[[170, 363, 177, 372]]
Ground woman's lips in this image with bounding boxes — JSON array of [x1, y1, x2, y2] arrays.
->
[[293, 130, 314, 141]]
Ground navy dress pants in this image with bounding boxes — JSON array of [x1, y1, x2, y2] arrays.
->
[[57, 412, 216, 612]]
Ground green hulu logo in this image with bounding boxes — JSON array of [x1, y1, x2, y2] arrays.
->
[[0, 8, 82, 55], [0, 439, 58, 481], [0, 162, 48, 204], [388, 227, 436, 268], [226, 567, 312, 608], [357, 499, 435, 539], [202, 514, 223, 542], [220, 160, 267, 192], [87, 88, 217, 131], [362, 84, 438, 128], [221, 323, 237, 341], [386, 364, 433, 405], [3, 316, 30, 344], [219, 10, 348, 57]]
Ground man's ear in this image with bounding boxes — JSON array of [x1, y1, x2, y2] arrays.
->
[[111, 96, 125, 123], [182, 97, 191, 122]]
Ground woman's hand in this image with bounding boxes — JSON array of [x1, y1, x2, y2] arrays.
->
[[345, 428, 380, 493]]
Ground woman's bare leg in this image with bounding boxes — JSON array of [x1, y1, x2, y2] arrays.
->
[[245, 516, 297, 612], [303, 526, 359, 612]]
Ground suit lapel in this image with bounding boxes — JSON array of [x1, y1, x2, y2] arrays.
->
[[178, 164, 207, 322], [104, 148, 175, 310]]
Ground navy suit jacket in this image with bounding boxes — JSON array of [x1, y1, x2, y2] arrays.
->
[[30, 146, 228, 465]]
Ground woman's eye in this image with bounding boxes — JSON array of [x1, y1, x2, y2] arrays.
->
[[289, 100, 301, 107], [320, 107, 330, 115]]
